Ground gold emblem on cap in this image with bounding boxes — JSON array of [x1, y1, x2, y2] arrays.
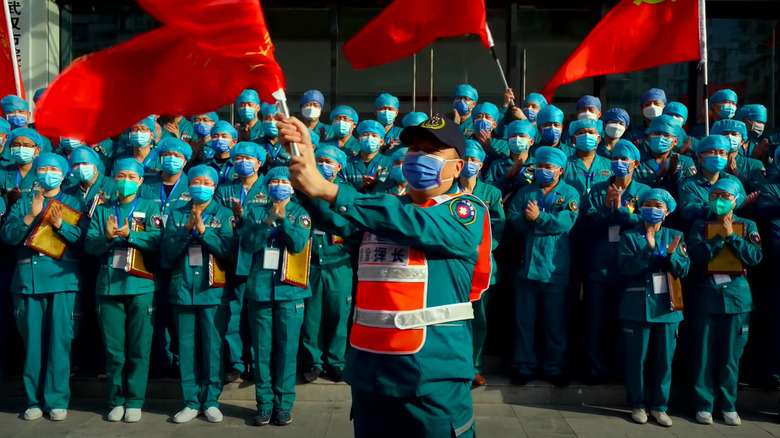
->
[[421, 115, 445, 130]]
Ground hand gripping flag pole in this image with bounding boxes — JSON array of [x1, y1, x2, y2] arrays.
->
[[272, 88, 301, 157]]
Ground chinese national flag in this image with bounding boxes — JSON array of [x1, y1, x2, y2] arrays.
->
[[541, 0, 702, 101], [35, 0, 284, 145], [0, 3, 24, 100], [344, 0, 490, 70]]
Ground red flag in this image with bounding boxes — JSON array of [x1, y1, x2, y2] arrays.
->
[[0, 1, 24, 100], [541, 0, 701, 101], [344, 0, 490, 70], [35, 0, 284, 145]]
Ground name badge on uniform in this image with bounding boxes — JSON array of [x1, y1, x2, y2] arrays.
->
[[652, 273, 668, 294], [313, 229, 326, 236], [263, 248, 280, 270], [608, 226, 621, 243], [161, 214, 169, 228], [713, 274, 731, 285], [188, 245, 203, 267], [112, 249, 128, 270]]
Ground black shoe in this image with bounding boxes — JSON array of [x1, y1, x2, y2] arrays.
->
[[303, 367, 321, 383], [225, 368, 242, 383], [253, 409, 272, 426], [272, 408, 292, 426], [545, 374, 570, 388], [511, 371, 533, 386], [326, 367, 343, 383]]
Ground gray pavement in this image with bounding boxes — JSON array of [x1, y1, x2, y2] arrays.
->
[[1, 398, 780, 437]]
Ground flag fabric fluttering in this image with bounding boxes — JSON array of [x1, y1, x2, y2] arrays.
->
[[0, 0, 24, 101]]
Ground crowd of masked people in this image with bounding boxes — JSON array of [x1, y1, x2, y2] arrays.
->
[[0, 83, 777, 428]]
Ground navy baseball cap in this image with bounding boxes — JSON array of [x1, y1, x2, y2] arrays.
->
[[399, 114, 466, 157]]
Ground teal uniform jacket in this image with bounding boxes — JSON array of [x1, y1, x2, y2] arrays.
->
[[678, 172, 745, 224], [204, 157, 238, 185], [236, 121, 264, 142], [581, 178, 651, 282], [238, 201, 312, 302], [62, 175, 116, 214], [483, 156, 535, 201], [260, 141, 291, 173], [596, 140, 617, 159], [343, 152, 393, 191], [507, 179, 580, 285], [119, 149, 162, 178], [563, 154, 613, 195], [301, 184, 488, 397], [0, 191, 86, 294], [215, 177, 268, 211], [617, 227, 689, 323], [321, 137, 360, 157], [465, 180, 505, 285], [686, 214, 762, 315], [731, 155, 765, 193], [467, 136, 509, 168], [382, 125, 404, 146], [634, 154, 697, 189], [757, 174, 780, 260], [84, 198, 163, 295], [159, 118, 195, 143], [162, 200, 235, 305], [138, 172, 191, 228], [309, 120, 334, 142], [0, 164, 37, 197], [530, 142, 576, 158], [458, 116, 475, 137]]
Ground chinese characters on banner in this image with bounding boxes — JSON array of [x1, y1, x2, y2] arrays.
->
[[8, 0, 20, 65]]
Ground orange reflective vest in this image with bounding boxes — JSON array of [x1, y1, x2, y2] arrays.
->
[[350, 193, 492, 355]]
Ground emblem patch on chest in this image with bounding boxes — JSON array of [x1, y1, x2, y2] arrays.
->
[[450, 199, 476, 225]]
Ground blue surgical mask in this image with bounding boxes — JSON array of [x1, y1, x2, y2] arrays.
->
[[193, 122, 213, 138], [161, 156, 185, 175], [460, 161, 480, 179], [541, 127, 561, 144], [75, 164, 96, 183], [402, 152, 452, 191], [389, 164, 405, 183], [317, 162, 335, 180], [454, 100, 471, 116], [641, 206, 666, 225], [534, 167, 558, 185], [189, 185, 215, 203], [702, 155, 727, 173], [235, 159, 257, 178], [7, 114, 27, 128], [474, 119, 493, 133], [377, 110, 396, 126], [36, 171, 63, 191], [239, 107, 257, 123], [333, 121, 353, 138], [522, 108, 537, 123], [648, 135, 673, 154], [11, 146, 35, 164], [359, 136, 381, 154], [574, 133, 598, 152], [508, 137, 530, 154], [718, 104, 736, 119], [269, 183, 293, 201], [211, 138, 231, 154], [263, 121, 279, 138], [610, 160, 632, 178], [129, 131, 152, 148], [60, 138, 82, 150]]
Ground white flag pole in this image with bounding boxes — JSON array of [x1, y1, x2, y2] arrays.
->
[[2, 0, 23, 97], [699, 0, 709, 135], [272, 88, 301, 157], [485, 23, 514, 106]]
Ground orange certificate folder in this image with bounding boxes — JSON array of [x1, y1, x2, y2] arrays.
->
[[705, 222, 746, 275], [209, 254, 227, 288], [25, 199, 83, 260], [126, 220, 154, 280], [667, 273, 684, 311], [282, 239, 312, 289]]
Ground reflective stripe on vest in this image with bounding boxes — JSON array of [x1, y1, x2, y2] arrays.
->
[[354, 302, 474, 330]]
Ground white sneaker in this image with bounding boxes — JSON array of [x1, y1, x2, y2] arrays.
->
[[124, 408, 142, 423], [107, 406, 124, 422], [49, 409, 67, 421], [631, 409, 647, 424], [651, 410, 673, 427], [173, 407, 199, 424], [723, 411, 742, 426], [696, 411, 713, 425], [23, 408, 43, 420], [204, 407, 223, 423]]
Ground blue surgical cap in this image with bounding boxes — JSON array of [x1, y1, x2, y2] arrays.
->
[[695, 135, 731, 154], [261, 102, 279, 117], [391, 147, 408, 163], [454, 84, 478, 102], [33, 152, 69, 176], [235, 89, 260, 106], [330, 105, 359, 124], [113, 157, 145, 177], [506, 120, 537, 139], [464, 140, 486, 162], [299, 90, 325, 108], [357, 120, 385, 137], [522, 93, 547, 108], [315, 144, 347, 167], [736, 104, 767, 124], [576, 95, 602, 111], [712, 119, 748, 141], [568, 119, 603, 137], [537, 105, 564, 126], [33, 88, 46, 104], [402, 112, 428, 127], [7, 128, 42, 146], [612, 140, 641, 162], [663, 102, 689, 124], [264, 165, 290, 185], [68, 146, 101, 168], [710, 178, 744, 208], [191, 112, 219, 124], [711, 89, 737, 105], [158, 137, 193, 161], [211, 120, 238, 139], [188, 164, 219, 186], [646, 115, 680, 137], [375, 93, 400, 110], [534, 146, 567, 168], [309, 129, 320, 147], [603, 108, 630, 127], [0, 118, 9, 135], [473, 102, 500, 121], [1, 95, 28, 113], [641, 88, 667, 105], [639, 188, 677, 213], [230, 141, 267, 163]]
